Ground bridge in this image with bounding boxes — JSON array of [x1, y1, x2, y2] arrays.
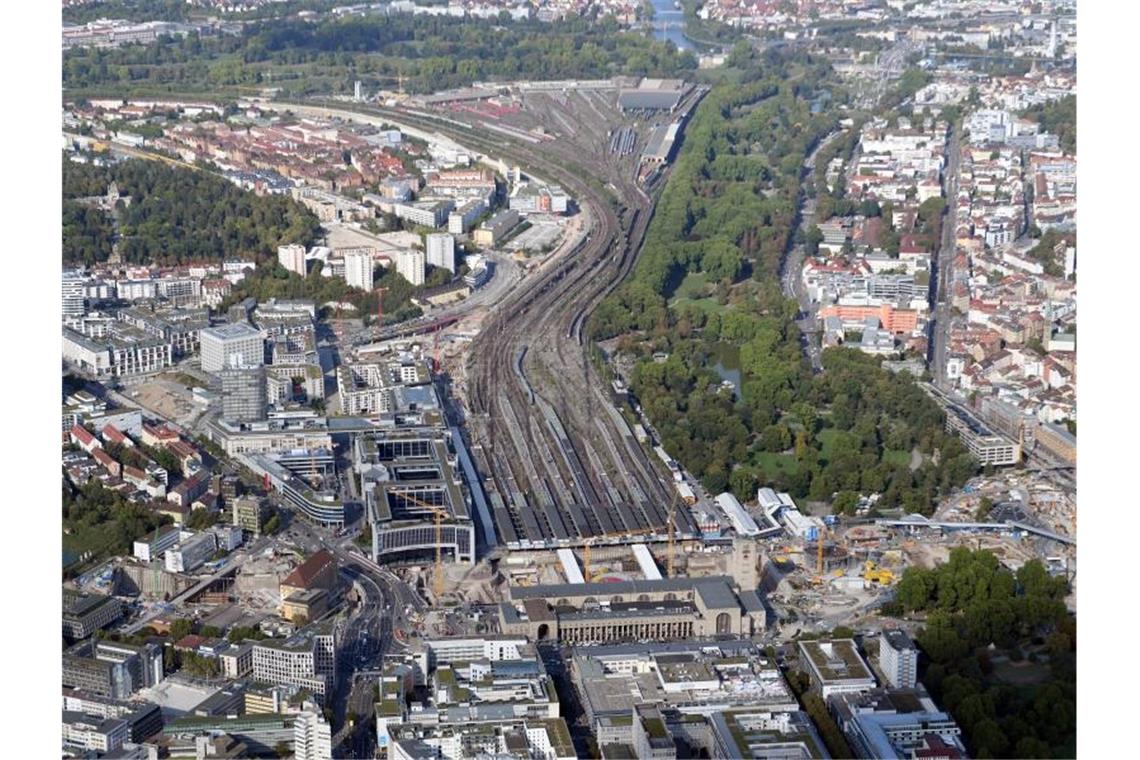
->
[[876, 515, 1074, 546]]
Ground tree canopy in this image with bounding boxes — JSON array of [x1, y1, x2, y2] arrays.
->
[[63, 157, 321, 266]]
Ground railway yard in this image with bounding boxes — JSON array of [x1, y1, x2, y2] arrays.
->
[[345, 83, 711, 552]]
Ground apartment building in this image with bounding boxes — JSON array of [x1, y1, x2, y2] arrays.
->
[[426, 233, 456, 273], [278, 244, 308, 277], [344, 250, 374, 292]]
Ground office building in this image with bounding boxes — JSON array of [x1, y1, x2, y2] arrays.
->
[[397, 249, 425, 286], [344, 249, 374, 291], [879, 631, 918, 689], [294, 703, 334, 760], [132, 527, 181, 566], [220, 365, 268, 422], [798, 639, 877, 699], [63, 593, 123, 640], [165, 531, 218, 573], [95, 640, 164, 691], [571, 640, 798, 735], [63, 654, 133, 700], [829, 688, 966, 759], [278, 244, 308, 276], [163, 713, 297, 756], [632, 704, 676, 760], [62, 711, 130, 753], [233, 496, 270, 537], [200, 323, 265, 373], [252, 624, 338, 704], [220, 642, 256, 679], [943, 403, 1021, 466], [473, 209, 520, 247], [426, 233, 456, 273], [62, 689, 163, 744]]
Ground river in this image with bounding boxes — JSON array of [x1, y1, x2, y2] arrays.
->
[[650, 0, 695, 52]]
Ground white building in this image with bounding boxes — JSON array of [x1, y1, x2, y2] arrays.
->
[[164, 531, 217, 573], [344, 250, 374, 292], [278, 244, 308, 277], [63, 270, 87, 317], [878, 630, 918, 689], [426, 233, 456, 273], [294, 703, 334, 760], [397, 249, 425, 286], [62, 712, 129, 754], [199, 323, 265, 373], [798, 639, 877, 699]]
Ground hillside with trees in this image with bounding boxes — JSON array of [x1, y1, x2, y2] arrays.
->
[[62, 157, 321, 266], [590, 50, 975, 509], [62, 14, 696, 97]]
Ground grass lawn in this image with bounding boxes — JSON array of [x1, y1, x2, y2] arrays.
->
[[63, 523, 122, 563], [756, 452, 801, 476], [671, 296, 731, 317], [672, 271, 710, 301], [883, 449, 912, 467]]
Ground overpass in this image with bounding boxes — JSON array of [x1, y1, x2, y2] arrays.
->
[[876, 515, 1074, 546]]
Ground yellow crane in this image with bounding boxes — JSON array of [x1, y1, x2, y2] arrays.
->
[[391, 489, 448, 598]]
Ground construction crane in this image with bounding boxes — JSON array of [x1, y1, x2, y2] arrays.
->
[[388, 489, 448, 598]]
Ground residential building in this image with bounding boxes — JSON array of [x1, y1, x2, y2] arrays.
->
[[426, 233, 457, 273], [344, 250, 374, 292], [394, 199, 454, 228], [63, 270, 87, 317], [396, 248, 425, 286], [294, 703, 334, 760], [448, 198, 487, 234], [879, 631, 918, 689], [200, 323, 265, 373], [278, 244, 308, 276]]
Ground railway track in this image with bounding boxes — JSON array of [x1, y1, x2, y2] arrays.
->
[[296, 97, 701, 546]]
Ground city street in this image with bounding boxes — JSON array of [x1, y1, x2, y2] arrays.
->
[[929, 125, 962, 387]]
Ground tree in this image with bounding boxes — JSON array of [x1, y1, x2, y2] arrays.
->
[[832, 490, 859, 516], [169, 618, 193, 640]]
